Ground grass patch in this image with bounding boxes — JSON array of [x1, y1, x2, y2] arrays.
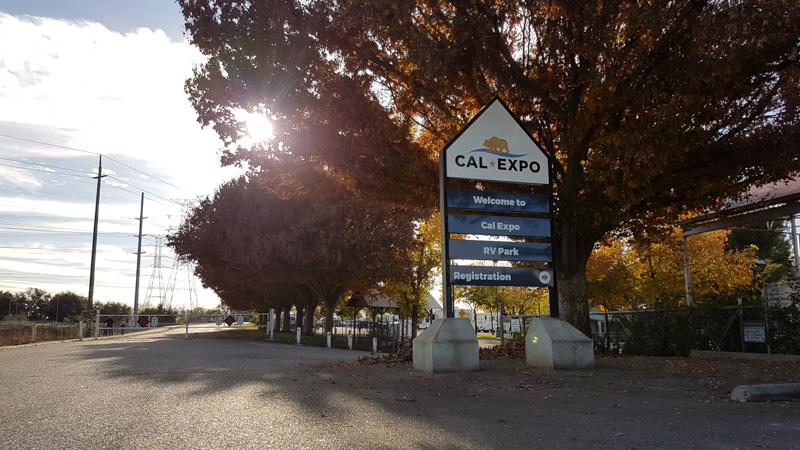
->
[[221, 327, 376, 351], [223, 327, 338, 347], [0, 323, 83, 346]]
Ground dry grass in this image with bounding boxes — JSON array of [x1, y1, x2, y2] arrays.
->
[[0, 323, 83, 346]]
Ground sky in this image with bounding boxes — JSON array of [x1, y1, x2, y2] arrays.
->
[[0, 1, 243, 310]]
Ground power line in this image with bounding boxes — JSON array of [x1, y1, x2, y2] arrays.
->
[[0, 245, 121, 253], [0, 133, 199, 196], [0, 161, 94, 179], [105, 176, 182, 206], [105, 183, 148, 200], [0, 225, 131, 237], [0, 155, 92, 175], [0, 206, 78, 216]]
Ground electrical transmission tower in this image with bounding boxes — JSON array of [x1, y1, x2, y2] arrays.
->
[[143, 236, 168, 310], [166, 200, 200, 311], [166, 257, 199, 311]]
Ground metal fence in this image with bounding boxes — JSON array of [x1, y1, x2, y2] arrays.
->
[[588, 306, 786, 356], [322, 317, 408, 353], [94, 312, 275, 338]]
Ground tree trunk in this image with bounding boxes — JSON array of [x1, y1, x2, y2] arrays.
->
[[324, 297, 336, 334], [303, 301, 316, 336], [557, 222, 596, 337], [410, 308, 418, 341], [296, 304, 304, 334], [282, 304, 291, 332]]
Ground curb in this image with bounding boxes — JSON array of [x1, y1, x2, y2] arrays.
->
[[730, 383, 800, 402], [690, 349, 800, 362]]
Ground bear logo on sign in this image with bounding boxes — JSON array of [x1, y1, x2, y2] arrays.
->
[[483, 136, 509, 154]]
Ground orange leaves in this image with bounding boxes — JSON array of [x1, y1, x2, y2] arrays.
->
[[587, 227, 756, 310]]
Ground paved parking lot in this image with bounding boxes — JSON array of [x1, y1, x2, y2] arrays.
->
[[1, 327, 799, 449]]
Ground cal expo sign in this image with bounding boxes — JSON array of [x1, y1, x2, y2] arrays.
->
[[439, 97, 558, 319], [444, 99, 549, 185]]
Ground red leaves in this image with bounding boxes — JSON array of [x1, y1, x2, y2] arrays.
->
[[479, 338, 526, 360], [356, 346, 414, 365]]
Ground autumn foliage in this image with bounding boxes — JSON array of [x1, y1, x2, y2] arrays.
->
[[168, 170, 423, 331], [178, 1, 800, 332], [587, 229, 757, 311]]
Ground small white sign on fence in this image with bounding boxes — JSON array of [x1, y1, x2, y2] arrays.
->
[[743, 321, 766, 343]]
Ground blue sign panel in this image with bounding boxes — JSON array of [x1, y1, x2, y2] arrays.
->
[[447, 189, 549, 214], [449, 239, 552, 262], [448, 214, 550, 238], [449, 266, 554, 287]]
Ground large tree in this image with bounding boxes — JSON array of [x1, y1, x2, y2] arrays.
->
[[0, 291, 12, 319], [169, 170, 421, 333], [180, 0, 800, 334], [385, 214, 441, 335], [587, 229, 757, 310], [14, 288, 51, 321], [726, 220, 796, 282], [47, 292, 86, 322]]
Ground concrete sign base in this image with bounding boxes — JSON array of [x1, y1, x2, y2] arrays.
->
[[413, 318, 479, 373], [525, 317, 594, 370]]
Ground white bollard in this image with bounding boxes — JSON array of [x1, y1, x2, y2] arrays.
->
[[296, 327, 301, 344], [79, 321, 84, 341], [185, 321, 189, 340], [270, 309, 275, 340], [31, 325, 36, 343], [327, 331, 332, 348], [372, 337, 377, 353], [348, 334, 353, 350], [95, 312, 100, 339]]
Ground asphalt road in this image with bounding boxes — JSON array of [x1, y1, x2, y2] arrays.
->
[[1, 327, 799, 449]]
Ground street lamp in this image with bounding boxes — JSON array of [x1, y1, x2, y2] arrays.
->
[[749, 259, 767, 293], [749, 259, 770, 354]]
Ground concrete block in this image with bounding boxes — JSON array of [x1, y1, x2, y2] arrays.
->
[[525, 317, 594, 370], [731, 383, 800, 402], [413, 318, 479, 373]]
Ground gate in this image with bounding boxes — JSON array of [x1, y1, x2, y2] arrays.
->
[[94, 312, 278, 339]]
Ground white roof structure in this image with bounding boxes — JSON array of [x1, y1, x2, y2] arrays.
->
[[347, 289, 398, 309], [426, 293, 443, 311], [682, 177, 800, 236], [679, 176, 800, 305]]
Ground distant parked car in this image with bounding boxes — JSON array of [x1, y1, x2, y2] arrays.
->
[[320, 316, 343, 327]]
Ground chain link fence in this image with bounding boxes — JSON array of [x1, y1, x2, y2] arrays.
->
[[591, 302, 800, 356]]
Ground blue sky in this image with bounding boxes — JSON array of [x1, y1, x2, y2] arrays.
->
[[0, 1, 240, 310], [0, 0, 185, 40]]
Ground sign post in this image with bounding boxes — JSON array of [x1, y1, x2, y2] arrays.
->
[[437, 97, 557, 319], [417, 97, 557, 373], [415, 97, 592, 372]]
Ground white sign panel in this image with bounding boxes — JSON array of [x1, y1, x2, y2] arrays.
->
[[743, 321, 766, 343], [445, 99, 549, 185]]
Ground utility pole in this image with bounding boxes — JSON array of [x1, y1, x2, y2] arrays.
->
[[88, 155, 106, 312], [134, 193, 145, 320]]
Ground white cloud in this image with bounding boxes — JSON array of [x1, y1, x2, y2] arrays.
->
[[0, 13, 240, 309], [0, 13, 238, 194]]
